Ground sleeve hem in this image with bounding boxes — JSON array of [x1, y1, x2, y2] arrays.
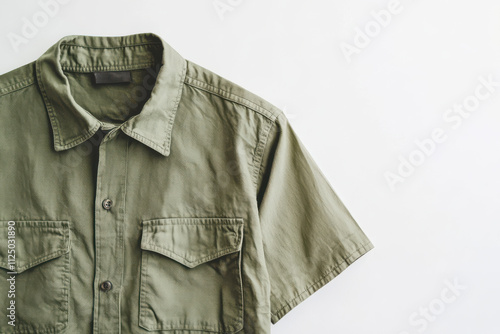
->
[[270, 240, 375, 324]]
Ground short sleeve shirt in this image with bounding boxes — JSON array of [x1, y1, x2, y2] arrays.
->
[[0, 32, 374, 334]]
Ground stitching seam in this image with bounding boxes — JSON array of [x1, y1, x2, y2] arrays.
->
[[0, 79, 35, 98], [60, 42, 162, 50], [251, 118, 274, 190], [184, 76, 280, 122], [270, 241, 374, 320]]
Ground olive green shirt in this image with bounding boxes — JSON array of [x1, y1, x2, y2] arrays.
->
[[0, 32, 374, 334]]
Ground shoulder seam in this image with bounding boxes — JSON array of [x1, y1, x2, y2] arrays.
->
[[184, 75, 281, 122], [0, 76, 35, 98], [251, 117, 275, 191]]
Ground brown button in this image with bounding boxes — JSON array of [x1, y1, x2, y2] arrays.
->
[[100, 280, 112, 292], [102, 199, 112, 210]]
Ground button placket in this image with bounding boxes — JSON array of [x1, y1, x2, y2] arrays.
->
[[92, 129, 127, 334]]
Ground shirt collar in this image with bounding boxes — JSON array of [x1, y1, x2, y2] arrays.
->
[[35, 32, 187, 156]]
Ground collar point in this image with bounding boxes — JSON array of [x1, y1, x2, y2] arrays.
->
[[157, 146, 171, 157], [53, 145, 65, 152]]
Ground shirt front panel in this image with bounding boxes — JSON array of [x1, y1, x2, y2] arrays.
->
[[0, 33, 374, 334]]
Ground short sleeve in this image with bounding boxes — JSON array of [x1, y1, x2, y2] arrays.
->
[[256, 112, 374, 324]]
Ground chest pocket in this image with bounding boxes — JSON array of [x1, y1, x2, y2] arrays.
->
[[0, 220, 70, 334], [139, 217, 244, 333]]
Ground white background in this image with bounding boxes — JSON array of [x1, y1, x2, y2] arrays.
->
[[1, 1, 499, 333]]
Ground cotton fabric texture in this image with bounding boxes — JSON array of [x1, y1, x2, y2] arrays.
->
[[0, 32, 374, 334]]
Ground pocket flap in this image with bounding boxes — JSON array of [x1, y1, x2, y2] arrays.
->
[[141, 217, 244, 268], [0, 221, 70, 274]]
